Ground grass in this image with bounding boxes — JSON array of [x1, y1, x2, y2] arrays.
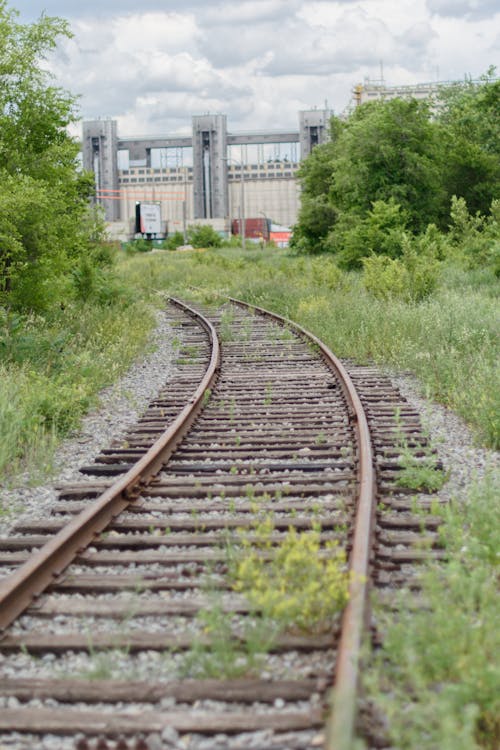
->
[[0, 297, 155, 480], [179, 602, 278, 679], [117, 246, 499, 448], [367, 470, 499, 750]]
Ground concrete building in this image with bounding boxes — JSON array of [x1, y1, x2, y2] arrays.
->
[[352, 79, 443, 107], [82, 108, 332, 236]]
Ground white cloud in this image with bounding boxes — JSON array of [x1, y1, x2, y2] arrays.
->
[[426, 0, 500, 21], [24, 0, 499, 135]]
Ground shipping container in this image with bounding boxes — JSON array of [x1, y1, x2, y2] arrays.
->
[[231, 217, 270, 240]]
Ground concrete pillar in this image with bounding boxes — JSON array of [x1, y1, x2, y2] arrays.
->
[[192, 114, 228, 219], [299, 109, 333, 160], [82, 120, 120, 221]]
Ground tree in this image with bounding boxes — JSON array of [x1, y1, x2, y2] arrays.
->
[[329, 98, 446, 233], [437, 69, 500, 216], [0, 1, 98, 310], [291, 125, 339, 252], [293, 74, 499, 265]]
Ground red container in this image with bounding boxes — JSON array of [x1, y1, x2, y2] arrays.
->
[[232, 217, 270, 240]]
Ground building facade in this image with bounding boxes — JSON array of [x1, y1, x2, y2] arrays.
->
[[82, 109, 332, 234]]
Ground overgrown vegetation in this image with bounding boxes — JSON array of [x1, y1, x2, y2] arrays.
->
[[0, 300, 155, 478], [0, 2, 155, 480], [117, 248, 499, 449], [232, 518, 349, 632], [368, 471, 499, 750], [291, 69, 499, 276], [180, 513, 349, 678]]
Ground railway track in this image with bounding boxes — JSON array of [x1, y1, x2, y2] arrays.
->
[[0, 297, 444, 750]]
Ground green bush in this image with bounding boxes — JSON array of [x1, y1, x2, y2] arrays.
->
[[163, 231, 186, 250], [187, 224, 223, 248], [330, 199, 409, 269], [362, 255, 407, 300], [447, 196, 500, 274], [362, 237, 440, 303], [127, 238, 153, 253], [310, 256, 345, 289]]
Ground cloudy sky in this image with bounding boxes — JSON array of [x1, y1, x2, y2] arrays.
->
[[11, 0, 500, 138]]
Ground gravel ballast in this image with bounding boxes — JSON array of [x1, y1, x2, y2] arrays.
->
[[0, 310, 498, 750]]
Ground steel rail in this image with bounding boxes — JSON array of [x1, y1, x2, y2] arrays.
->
[[0, 298, 220, 633], [228, 296, 377, 750]]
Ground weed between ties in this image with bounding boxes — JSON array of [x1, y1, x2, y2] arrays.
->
[[181, 512, 350, 679], [393, 409, 448, 492]]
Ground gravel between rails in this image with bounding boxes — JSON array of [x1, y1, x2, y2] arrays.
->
[[0, 312, 497, 585], [0, 310, 498, 750]]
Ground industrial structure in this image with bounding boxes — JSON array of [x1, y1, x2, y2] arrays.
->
[[82, 109, 332, 236], [351, 79, 444, 107]]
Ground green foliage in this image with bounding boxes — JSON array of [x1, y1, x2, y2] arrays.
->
[[71, 255, 130, 306], [330, 198, 409, 268], [362, 255, 407, 301], [437, 69, 500, 217], [309, 256, 345, 289], [363, 234, 440, 303], [448, 196, 500, 273], [333, 99, 444, 231], [0, 2, 103, 311], [187, 224, 223, 248], [232, 520, 349, 632], [0, 296, 154, 477], [126, 238, 153, 253], [163, 231, 185, 250], [396, 448, 447, 492], [369, 471, 500, 749], [291, 194, 338, 253], [120, 246, 499, 448], [293, 73, 499, 270], [180, 602, 277, 679]]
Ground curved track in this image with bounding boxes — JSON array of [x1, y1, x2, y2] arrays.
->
[[0, 297, 443, 750]]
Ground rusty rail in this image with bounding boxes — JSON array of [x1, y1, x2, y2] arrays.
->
[[0, 298, 220, 632], [228, 296, 377, 750]]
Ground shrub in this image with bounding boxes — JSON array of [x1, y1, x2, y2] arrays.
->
[[232, 520, 349, 632], [363, 235, 440, 302], [187, 225, 223, 248], [310, 256, 345, 290], [163, 231, 186, 250], [127, 238, 152, 253], [448, 196, 500, 273], [331, 199, 409, 269]]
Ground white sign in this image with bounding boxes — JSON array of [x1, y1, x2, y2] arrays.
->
[[139, 203, 162, 235]]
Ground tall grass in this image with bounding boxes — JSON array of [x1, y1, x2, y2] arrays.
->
[[368, 471, 499, 750], [0, 299, 155, 479], [118, 247, 499, 448]]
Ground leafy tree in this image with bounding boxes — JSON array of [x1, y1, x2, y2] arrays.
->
[[437, 69, 500, 216], [291, 130, 339, 252], [294, 74, 499, 268], [327, 198, 409, 269], [329, 98, 446, 233], [0, 1, 99, 310]]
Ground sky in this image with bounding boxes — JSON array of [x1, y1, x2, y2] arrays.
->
[[10, 0, 500, 138]]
